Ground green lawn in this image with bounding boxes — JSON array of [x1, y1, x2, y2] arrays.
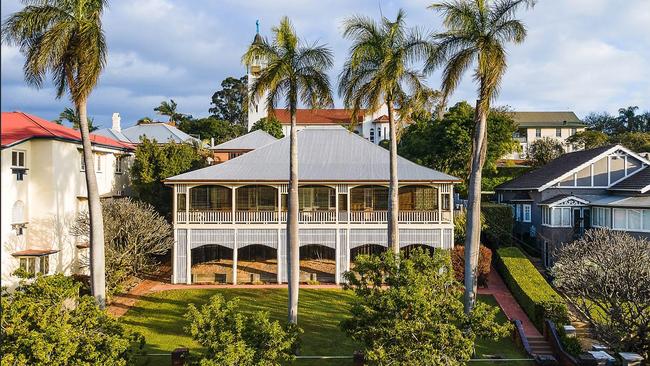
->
[[121, 289, 532, 365]]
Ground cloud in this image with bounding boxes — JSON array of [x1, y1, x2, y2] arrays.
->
[[1, 0, 649, 129]]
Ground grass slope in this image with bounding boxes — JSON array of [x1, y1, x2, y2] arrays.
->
[[121, 288, 532, 365]]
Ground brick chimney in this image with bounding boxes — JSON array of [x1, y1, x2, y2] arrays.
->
[[112, 113, 121, 132]]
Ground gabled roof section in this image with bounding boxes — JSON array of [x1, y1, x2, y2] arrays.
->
[[272, 109, 365, 125], [94, 128, 130, 143], [166, 128, 460, 183], [511, 111, 585, 128], [496, 145, 614, 190], [212, 130, 277, 150], [609, 167, 650, 193], [120, 123, 201, 144], [1, 111, 133, 150], [538, 195, 590, 206]]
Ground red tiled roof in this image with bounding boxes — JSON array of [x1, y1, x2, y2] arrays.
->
[[12, 249, 59, 257], [374, 115, 390, 122], [272, 109, 365, 125], [1, 111, 134, 150]]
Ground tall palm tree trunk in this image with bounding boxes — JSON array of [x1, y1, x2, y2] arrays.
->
[[287, 108, 300, 324], [78, 100, 106, 308], [463, 98, 489, 314], [387, 101, 399, 254]]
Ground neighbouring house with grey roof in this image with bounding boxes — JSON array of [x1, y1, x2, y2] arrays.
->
[[95, 113, 202, 145], [495, 144, 650, 267], [164, 127, 460, 285], [210, 130, 277, 164], [504, 111, 587, 161]]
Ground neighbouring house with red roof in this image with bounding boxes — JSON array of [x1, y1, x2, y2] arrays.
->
[[1, 111, 134, 289]]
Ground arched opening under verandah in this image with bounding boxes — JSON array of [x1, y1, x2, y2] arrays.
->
[[191, 244, 233, 284], [236, 244, 278, 284], [299, 244, 336, 283]]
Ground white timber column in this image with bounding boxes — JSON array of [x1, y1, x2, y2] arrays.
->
[[172, 185, 177, 225], [172, 229, 177, 283], [185, 186, 191, 222], [231, 186, 236, 223], [232, 229, 238, 285], [346, 227, 351, 275], [437, 184, 442, 224], [335, 229, 340, 285], [186, 229, 192, 284], [276, 229, 282, 284], [346, 187, 351, 222], [277, 184, 282, 223]]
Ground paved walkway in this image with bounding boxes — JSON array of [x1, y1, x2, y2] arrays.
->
[[479, 268, 541, 337]]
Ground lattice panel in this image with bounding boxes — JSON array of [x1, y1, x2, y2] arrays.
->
[[279, 184, 288, 194], [443, 228, 453, 249], [279, 229, 288, 283], [237, 229, 278, 249], [349, 229, 388, 249], [177, 185, 187, 194], [338, 229, 349, 281], [337, 184, 348, 194], [299, 229, 336, 248], [398, 228, 442, 248], [175, 229, 187, 283], [190, 229, 235, 249]]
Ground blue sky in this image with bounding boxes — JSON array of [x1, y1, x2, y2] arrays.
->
[[2, 0, 649, 129]]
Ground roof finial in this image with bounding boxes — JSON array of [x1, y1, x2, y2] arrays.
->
[[256, 19, 259, 34]]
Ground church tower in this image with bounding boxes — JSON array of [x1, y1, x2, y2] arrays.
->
[[246, 20, 268, 131]]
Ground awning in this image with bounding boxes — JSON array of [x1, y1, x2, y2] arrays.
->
[[12, 249, 59, 257], [76, 242, 90, 249]]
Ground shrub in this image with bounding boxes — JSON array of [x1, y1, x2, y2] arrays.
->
[[341, 248, 511, 365], [1, 274, 143, 365], [481, 203, 514, 247], [71, 198, 174, 296], [454, 210, 486, 245], [557, 327, 582, 357], [185, 294, 300, 366], [451, 245, 492, 287], [495, 247, 569, 331]]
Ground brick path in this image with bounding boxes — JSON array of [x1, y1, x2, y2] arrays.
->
[[479, 268, 541, 337]]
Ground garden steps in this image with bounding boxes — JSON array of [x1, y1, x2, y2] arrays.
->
[[527, 335, 554, 355]]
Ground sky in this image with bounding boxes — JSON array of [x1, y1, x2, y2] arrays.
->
[[1, 0, 649, 129]]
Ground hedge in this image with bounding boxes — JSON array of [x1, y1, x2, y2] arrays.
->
[[495, 247, 569, 331], [481, 203, 514, 247]]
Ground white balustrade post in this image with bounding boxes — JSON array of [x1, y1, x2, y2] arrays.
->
[[186, 229, 192, 284], [232, 229, 238, 285]]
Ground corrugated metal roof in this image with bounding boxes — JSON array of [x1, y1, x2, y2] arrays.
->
[[166, 127, 459, 183], [510, 111, 585, 127], [121, 123, 200, 144], [212, 130, 277, 150], [94, 128, 130, 143]]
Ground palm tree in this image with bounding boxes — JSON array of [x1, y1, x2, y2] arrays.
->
[[154, 99, 183, 123], [3, 0, 108, 307], [339, 9, 432, 254], [243, 17, 333, 325], [56, 107, 98, 131], [426, 0, 535, 313]]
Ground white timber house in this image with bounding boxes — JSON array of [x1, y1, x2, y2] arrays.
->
[[1, 112, 134, 289], [165, 128, 460, 285]]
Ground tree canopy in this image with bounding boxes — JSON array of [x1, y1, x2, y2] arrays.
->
[[177, 116, 246, 144], [341, 248, 510, 365], [154, 99, 189, 124], [527, 137, 565, 167], [398, 101, 518, 181], [552, 229, 650, 359], [585, 106, 650, 134], [251, 117, 284, 138], [209, 76, 248, 127], [1, 274, 143, 366], [130, 138, 208, 216]]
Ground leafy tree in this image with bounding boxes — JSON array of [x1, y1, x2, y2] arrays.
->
[[340, 9, 433, 254], [137, 116, 154, 125], [55, 107, 98, 131], [452, 245, 492, 287], [398, 102, 518, 182], [528, 137, 565, 167], [154, 99, 187, 124], [177, 116, 246, 144], [209, 75, 248, 126], [341, 248, 510, 365], [3, 0, 110, 307], [611, 131, 650, 152], [584, 112, 620, 135], [243, 17, 334, 325], [585, 107, 650, 134], [426, 0, 535, 314], [70, 198, 173, 295], [1, 274, 144, 365], [130, 137, 208, 217], [552, 229, 650, 359], [251, 117, 284, 138], [565, 130, 609, 150], [185, 294, 300, 366]]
